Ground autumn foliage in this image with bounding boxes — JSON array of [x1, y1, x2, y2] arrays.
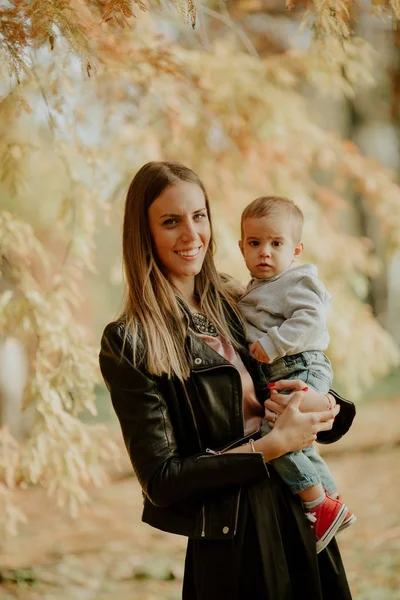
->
[[1, 0, 400, 534]]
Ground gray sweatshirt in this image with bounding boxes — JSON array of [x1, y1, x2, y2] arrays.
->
[[238, 264, 331, 362]]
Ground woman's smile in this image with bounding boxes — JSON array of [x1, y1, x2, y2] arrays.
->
[[175, 246, 202, 258]]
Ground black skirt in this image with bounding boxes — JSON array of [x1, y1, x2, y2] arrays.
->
[[183, 470, 352, 600]]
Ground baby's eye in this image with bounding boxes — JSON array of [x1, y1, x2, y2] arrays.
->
[[249, 241, 259, 247], [272, 241, 283, 247]]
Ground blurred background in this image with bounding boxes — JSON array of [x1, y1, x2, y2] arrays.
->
[[1, 1, 400, 598]]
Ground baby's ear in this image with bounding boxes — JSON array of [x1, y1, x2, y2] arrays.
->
[[238, 240, 244, 256], [294, 241, 304, 258]]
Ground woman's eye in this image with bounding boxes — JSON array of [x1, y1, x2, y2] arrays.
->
[[194, 212, 207, 221], [162, 218, 178, 226]]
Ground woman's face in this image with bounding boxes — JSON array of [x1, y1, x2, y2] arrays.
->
[[148, 181, 211, 289]]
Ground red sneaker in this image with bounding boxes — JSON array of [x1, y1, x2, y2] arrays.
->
[[336, 496, 356, 533], [305, 493, 347, 553]]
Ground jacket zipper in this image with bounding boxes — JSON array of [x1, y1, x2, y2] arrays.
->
[[205, 429, 259, 455], [182, 382, 202, 450], [182, 382, 206, 537], [233, 488, 241, 535]]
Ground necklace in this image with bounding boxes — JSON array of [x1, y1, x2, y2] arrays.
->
[[191, 312, 218, 337]]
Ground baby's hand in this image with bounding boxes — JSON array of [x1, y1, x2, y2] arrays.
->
[[250, 341, 271, 364]]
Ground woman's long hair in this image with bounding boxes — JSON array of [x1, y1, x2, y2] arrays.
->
[[121, 161, 241, 380]]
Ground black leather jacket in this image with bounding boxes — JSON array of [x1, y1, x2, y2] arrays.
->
[[99, 306, 355, 541]]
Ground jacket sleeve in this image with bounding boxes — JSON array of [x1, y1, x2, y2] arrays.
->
[[316, 390, 356, 445], [99, 323, 269, 508], [257, 275, 329, 361]]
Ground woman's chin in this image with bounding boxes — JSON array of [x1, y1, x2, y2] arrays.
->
[[181, 265, 203, 278], [172, 258, 205, 278]]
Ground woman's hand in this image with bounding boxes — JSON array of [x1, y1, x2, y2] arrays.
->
[[265, 379, 335, 427], [258, 391, 340, 460]]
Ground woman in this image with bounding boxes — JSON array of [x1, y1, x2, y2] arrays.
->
[[99, 161, 355, 599]]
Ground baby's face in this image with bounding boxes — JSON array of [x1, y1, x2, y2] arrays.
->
[[239, 215, 303, 279]]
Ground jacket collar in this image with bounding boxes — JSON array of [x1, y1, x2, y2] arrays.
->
[[179, 295, 249, 371], [186, 330, 232, 370]]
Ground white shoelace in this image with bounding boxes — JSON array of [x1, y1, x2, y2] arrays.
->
[[305, 512, 317, 524]]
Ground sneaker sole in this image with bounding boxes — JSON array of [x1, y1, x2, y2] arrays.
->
[[337, 513, 357, 533], [316, 503, 348, 554]]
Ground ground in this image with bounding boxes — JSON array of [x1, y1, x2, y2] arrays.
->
[[1, 397, 399, 600]]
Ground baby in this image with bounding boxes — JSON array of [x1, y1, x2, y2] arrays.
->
[[238, 195, 355, 553]]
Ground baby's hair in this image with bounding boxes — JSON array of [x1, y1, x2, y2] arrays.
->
[[240, 195, 304, 243]]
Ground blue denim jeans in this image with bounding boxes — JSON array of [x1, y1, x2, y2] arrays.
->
[[261, 351, 336, 495]]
